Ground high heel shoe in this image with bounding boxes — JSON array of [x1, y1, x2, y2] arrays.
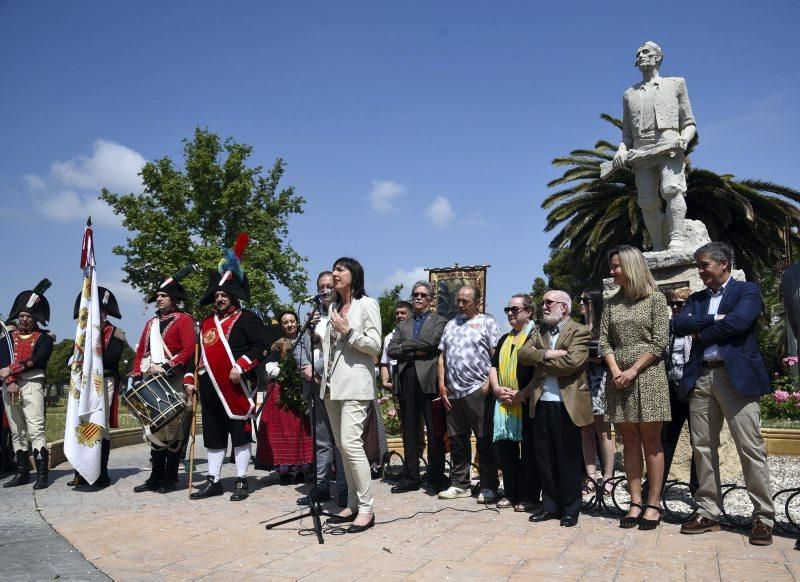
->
[[638, 504, 663, 530], [619, 502, 643, 529], [346, 514, 375, 534]]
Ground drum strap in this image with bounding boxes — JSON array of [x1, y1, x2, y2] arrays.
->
[[201, 314, 255, 420]]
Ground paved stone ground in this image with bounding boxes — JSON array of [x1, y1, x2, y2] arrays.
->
[[10, 440, 800, 581], [0, 468, 109, 581]]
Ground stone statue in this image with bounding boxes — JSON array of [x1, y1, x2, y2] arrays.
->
[[611, 41, 697, 252]]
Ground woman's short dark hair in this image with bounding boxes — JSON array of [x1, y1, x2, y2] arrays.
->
[[332, 257, 367, 300], [278, 310, 298, 324]]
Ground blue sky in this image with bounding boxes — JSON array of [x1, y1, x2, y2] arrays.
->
[[2, 1, 799, 343]]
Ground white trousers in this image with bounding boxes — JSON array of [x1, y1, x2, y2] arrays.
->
[[324, 397, 373, 514], [3, 377, 46, 452]]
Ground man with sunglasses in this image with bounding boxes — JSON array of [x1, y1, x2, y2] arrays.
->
[[436, 285, 501, 503], [387, 282, 448, 493], [518, 290, 592, 527]]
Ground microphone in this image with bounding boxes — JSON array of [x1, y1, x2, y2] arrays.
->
[[302, 290, 332, 303]]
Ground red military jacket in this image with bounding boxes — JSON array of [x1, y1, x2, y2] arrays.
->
[[132, 310, 196, 385], [4, 325, 55, 385]]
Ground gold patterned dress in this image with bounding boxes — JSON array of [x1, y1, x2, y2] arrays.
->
[[599, 290, 671, 423]]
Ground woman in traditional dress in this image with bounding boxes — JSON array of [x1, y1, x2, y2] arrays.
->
[[255, 310, 313, 483]]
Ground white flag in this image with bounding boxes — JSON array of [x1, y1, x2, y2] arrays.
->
[[64, 222, 108, 484]]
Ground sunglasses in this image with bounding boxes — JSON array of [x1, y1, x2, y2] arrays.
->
[[542, 298, 566, 307], [580, 297, 591, 304], [412, 292, 429, 298], [503, 306, 529, 315], [668, 301, 686, 308]]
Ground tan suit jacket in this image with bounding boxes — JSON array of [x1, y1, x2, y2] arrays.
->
[[517, 318, 593, 427]]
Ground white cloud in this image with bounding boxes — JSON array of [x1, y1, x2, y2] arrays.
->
[[425, 195, 455, 228], [381, 267, 428, 294], [25, 139, 147, 227], [368, 179, 406, 214], [23, 174, 46, 190], [34, 189, 121, 226], [51, 139, 146, 193]]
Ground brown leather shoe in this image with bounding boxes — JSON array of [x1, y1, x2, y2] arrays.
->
[[680, 513, 721, 535], [749, 518, 773, 546]]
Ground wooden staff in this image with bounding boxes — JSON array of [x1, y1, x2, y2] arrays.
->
[[187, 323, 200, 497]]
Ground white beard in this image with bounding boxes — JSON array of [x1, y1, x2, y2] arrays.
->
[[542, 313, 563, 328]]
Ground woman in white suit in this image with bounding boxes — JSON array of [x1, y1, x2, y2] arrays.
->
[[320, 257, 382, 532]]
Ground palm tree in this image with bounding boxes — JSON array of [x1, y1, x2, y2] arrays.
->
[[543, 114, 800, 287]]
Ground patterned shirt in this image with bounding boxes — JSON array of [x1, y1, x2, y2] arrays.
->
[[439, 313, 501, 399]]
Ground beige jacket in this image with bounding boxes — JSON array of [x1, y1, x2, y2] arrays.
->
[[319, 296, 382, 400], [517, 318, 593, 427]]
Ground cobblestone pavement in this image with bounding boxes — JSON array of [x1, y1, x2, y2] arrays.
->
[[14, 439, 800, 581], [0, 468, 109, 581]]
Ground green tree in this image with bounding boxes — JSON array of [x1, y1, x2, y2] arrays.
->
[[377, 284, 404, 338], [47, 339, 73, 392], [101, 128, 308, 320], [543, 114, 800, 288], [530, 277, 547, 321]]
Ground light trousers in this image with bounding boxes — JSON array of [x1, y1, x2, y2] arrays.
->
[[3, 377, 46, 452], [690, 367, 775, 525], [324, 397, 373, 514]]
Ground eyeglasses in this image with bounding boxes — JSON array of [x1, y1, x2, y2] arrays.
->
[[503, 306, 528, 315], [412, 292, 429, 298], [542, 299, 566, 307], [668, 301, 685, 308]]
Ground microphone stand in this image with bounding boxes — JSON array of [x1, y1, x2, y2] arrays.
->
[[263, 299, 336, 544]]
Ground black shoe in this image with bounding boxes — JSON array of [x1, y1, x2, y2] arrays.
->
[[133, 479, 162, 493], [620, 502, 643, 529], [560, 515, 579, 527], [297, 487, 331, 505], [158, 482, 177, 494], [278, 473, 292, 485], [638, 504, 663, 531], [230, 477, 250, 501], [391, 481, 421, 494], [32, 448, 49, 490], [3, 451, 30, 488], [337, 489, 348, 508], [190, 476, 223, 499], [67, 471, 85, 487], [94, 473, 112, 488], [326, 513, 357, 525], [529, 511, 560, 523], [346, 514, 376, 534]]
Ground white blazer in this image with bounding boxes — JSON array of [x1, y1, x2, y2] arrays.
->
[[319, 296, 382, 400]]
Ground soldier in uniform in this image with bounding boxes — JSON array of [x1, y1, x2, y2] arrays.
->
[[1, 280, 55, 489], [68, 287, 128, 488], [191, 238, 267, 502], [131, 273, 196, 494]]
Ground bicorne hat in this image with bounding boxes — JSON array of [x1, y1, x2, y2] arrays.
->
[[73, 286, 122, 319], [199, 233, 251, 306], [8, 279, 52, 325], [147, 265, 195, 303]]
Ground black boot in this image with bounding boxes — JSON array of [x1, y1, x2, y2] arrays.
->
[[158, 449, 180, 493], [230, 477, 249, 501], [134, 448, 165, 492], [95, 439, 111, 488], [33, 448, 50, 490], [3, 450, 30, 488]]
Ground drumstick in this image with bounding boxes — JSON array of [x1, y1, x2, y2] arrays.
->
[[188, 324, 200, 497]]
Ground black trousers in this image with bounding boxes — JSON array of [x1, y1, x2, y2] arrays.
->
[[495, 408, 541, 504], [533, 400, 583, 518], [661, 384, 699, 493], [446, 388, 498, 491], [199, 375, 251, 449], [398, 366, 445, 486]]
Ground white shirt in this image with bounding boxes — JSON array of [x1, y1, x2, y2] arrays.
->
[[381, 329, 397, 372], [540, 324, 563, 402], [703, 277, 731, 361]]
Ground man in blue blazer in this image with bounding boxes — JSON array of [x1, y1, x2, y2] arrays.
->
[[672, 242, 774, 545]]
